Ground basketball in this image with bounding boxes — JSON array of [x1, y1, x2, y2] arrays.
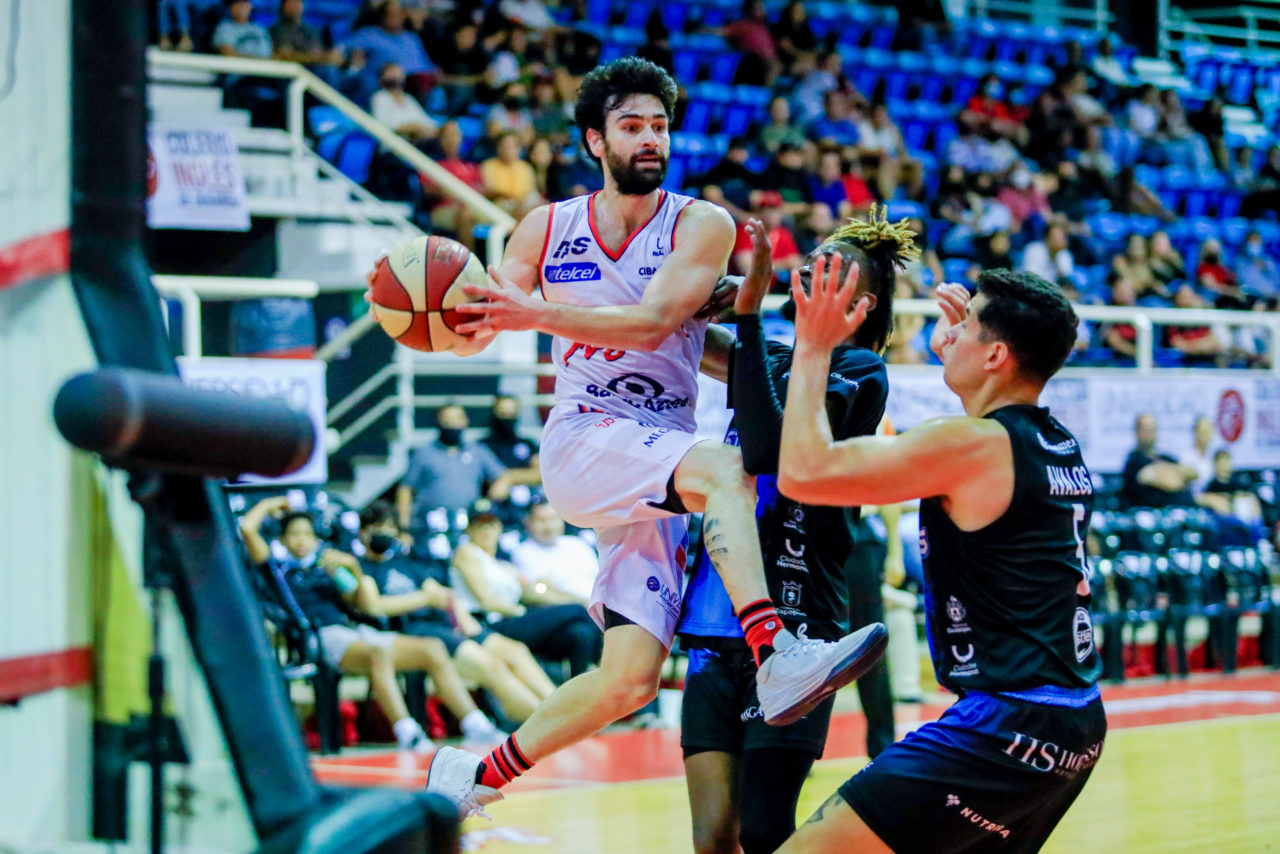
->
[[368, 235, 488, 352]]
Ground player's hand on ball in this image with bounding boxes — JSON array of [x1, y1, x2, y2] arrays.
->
[[454, 266, 539, 335], [791, 252, 871, 352], [734, 217, 774, 316]]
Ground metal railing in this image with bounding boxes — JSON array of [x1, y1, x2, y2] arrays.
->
[[154, 275, 319, 358], [1158, 0, 1280, 59], [958, 0, 1112, 31]]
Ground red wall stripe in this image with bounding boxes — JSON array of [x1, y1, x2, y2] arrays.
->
[[0, 228, 71, 292], [0, 647, 94, 704]]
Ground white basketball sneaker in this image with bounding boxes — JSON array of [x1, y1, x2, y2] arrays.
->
[[425, 746, 504, 819], [756, 623, 889, 726]]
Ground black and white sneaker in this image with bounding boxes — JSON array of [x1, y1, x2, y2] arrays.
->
[[756, 623, 889, 726]]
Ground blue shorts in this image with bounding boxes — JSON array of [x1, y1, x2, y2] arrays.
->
[[839, 687, 1106, 853]]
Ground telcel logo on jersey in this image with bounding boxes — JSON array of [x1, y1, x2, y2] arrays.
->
[[545, 262, 601, 283]]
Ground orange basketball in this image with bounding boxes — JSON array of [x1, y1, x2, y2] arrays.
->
[[368, 235, 488, 352]]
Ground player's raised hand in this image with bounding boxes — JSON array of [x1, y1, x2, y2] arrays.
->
[[791, 251, 870, 353], [929, 282, 972, 360], [734, 218, 774, 316], [454, 266, 539, 335]]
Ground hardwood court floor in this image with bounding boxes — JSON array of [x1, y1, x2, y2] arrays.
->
[[313, 671, 1280, 853]]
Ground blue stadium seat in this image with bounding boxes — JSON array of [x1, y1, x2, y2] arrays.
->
[[720, 103, 754, 137], [942, 258, 971, 283], [1087, 212, 1132, 254], [680, 100, 712, 135], [885, 200, 926, 221], [707, 52, 740, 84], [1219, 217, 1252, 249], [673, 52, 699, 84], [308, 105, 350, 137], [335, 133, 376, 184], [622, 0, 655, 31]]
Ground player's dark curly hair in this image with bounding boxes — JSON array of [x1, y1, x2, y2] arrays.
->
[[975, 268, 1078, 384], [574, 57, 678, 163]]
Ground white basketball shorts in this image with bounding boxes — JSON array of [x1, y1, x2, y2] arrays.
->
[[540, 403, 706, 647]]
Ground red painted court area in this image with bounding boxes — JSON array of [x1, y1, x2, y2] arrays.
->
[[311, 669, 1280, 791]]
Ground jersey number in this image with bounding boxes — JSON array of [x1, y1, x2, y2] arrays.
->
[[1072, 503, 1090, 597]]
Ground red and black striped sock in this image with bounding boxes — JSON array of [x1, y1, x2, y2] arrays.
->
[[738, 599, 785, 666], [476, 734, 533, 790]]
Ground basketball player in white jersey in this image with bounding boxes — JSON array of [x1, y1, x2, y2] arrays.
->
[[410, 58, 886, 816]]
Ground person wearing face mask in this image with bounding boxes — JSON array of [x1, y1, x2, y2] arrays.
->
[[487, 82, 535, 147], [1196, 238, 1245, 307], [481, 395, 542, 487], [398, 403, 514, 542], [1236, 231, 1280, 299], [356, 503, 555, 726], [239, 496, 506, 751], [997, 165, 1051, 237], [370, 62, 438, 143]]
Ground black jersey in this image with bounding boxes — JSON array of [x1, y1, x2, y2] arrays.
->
[[919, 404, 1100, 695], [679, 330, 888, 645]]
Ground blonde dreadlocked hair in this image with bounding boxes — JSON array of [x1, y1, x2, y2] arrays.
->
[[829, 206, 922, 269], [814, 205, 922, 354]]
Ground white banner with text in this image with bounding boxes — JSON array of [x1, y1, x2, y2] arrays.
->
[[147, 126, 249, 231]]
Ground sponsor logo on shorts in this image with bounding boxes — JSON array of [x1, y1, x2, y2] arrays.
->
[[781, 581, 803, 608], [1004, 732, 1105, 778], [645, 575, 682, 619], [545, 262, 602, 283], [1074, 607, 1095, 662], [946, 596, 970, 635], [583, 372, 691, 414], [944, 795, 1012, 839], [784, 504, 806, 534]]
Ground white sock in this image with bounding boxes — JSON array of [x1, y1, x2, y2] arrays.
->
[[459, 710, 494, 738], [393, 716, 425, 746], [773, 628, 798, 650]]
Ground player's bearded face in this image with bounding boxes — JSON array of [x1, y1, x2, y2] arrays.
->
[[603, 137, 668, 195]]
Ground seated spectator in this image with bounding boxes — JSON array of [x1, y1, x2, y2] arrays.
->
[[1062, 67, 1112, 130], [529, 75, 572, 144], [1232, 145, 1258, 189], [1148, 230, 1186, 285], [1181, 415, 1217, 495], [731, 191, 802, 280], [526, 136, 567, 202], [1025, 87, 1075, 165], [885, 278, 928, 364], [1048, 159, 1092, 222], [487, 82, 535, 146], [356, 504, 553, 721], [636, 9, 675, 74], [239, 497, 504, 751], [788, 52, 842, 125], [1121, 413, 1198, 508], [1237, 231, 1280, 299], [716, 0, 778, 85], [1196, 238, 1245, 307], [213, 0, 273, 58], [1020, 222, 1074, 286], [420, 121, 484, 249], [510, 502, 598, 604], [1200, 450, 1264, 524], [1114, 233, 1171, 300], [431, 21, 489, 115], [939, 171, 1012, 257], [1167, 284, 1224, 363], [1190, 97, 1229, 172], [271, 0, 342, 66], [775, 0, 819, 69], [1160, 88, 1214, 172], [997, 165, 1051, 236], [1102, 278, 1139, 359], [1242, 146, 1280, 218], [808, 149, 874, 220], [698, 137, 760, 222], [482, 130, 543, 217], [1090, 37, 1133, 92], [451, 512, 603, 677], [371, 63, 438, 143], [856, 102, 908, 200], [900, 215, 944, 288], [761, 143, 816, 208], [343, 0, 436, 95], [157, 0, 194, 51], [976, 230, 1014, 270], [761, 96, 808, 154], [481, 394, 541, 483], [399, 403, 512, 537], [1077, 125, 1117, 183], [808, 90, 863, 149], [961, 74, 1028, 147]]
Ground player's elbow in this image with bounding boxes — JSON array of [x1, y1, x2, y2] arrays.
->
[[777, 469, 819, 503]]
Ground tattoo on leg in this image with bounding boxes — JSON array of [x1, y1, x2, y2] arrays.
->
[[703, 517, 730, 563], [804, 792, 847, 827]]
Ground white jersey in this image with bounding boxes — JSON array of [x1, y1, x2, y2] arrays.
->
[[539, 190, 707, 432]]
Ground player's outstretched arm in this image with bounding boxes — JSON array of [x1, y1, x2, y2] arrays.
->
[[778, 254, 1003, 507], [456, 201, 736, 351]]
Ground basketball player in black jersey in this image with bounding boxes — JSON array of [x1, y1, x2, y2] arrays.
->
[[774, 263, 1106, 854]]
